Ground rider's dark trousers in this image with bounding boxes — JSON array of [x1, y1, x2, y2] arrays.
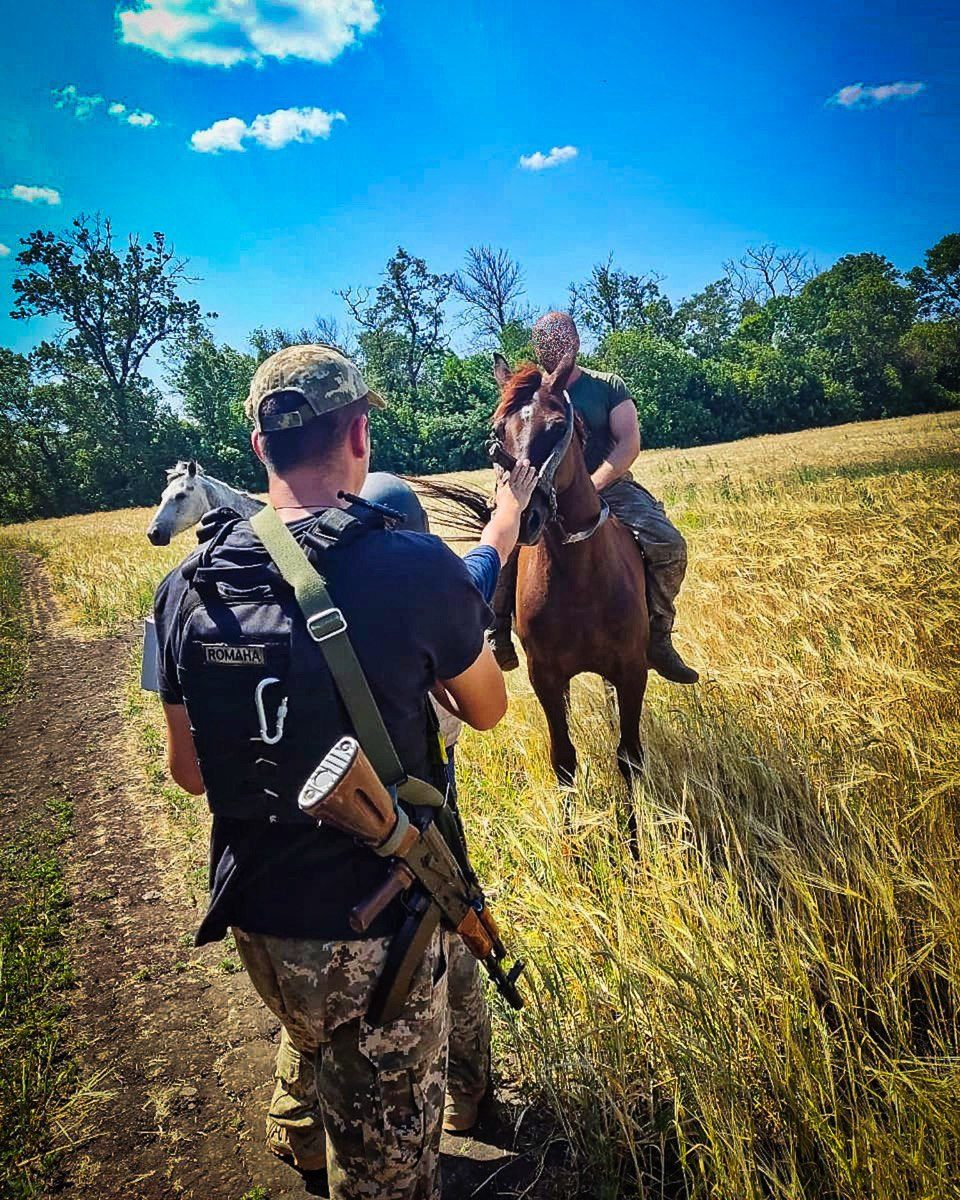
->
[[491, 477, 687, 635]]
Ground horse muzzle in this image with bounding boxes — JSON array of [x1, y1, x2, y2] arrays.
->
[[517, 493, 551, 545], [147, 523, 170, 546]]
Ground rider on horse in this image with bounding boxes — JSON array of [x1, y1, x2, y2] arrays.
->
[[490, 310, 699, 686]]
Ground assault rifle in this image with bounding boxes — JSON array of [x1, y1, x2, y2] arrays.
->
[[298, 737, 525, 1017]]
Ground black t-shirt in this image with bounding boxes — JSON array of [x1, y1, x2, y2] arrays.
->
[[153, 513, 493, 945]]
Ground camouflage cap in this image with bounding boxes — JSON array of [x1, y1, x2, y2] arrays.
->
[[247, 344, 385, 433]]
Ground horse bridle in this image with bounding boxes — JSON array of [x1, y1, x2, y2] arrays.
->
[[488, 389, 610, 547]]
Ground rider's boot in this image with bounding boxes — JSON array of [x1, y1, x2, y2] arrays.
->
[[487, 623, 519, 672], [648, 629, 699, 685]]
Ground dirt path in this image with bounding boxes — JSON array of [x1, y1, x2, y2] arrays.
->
[[0, 559, 562, 1200]]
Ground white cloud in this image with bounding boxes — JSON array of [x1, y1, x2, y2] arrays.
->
[[191, 106, 345, 152], [0, 243, 10, 257], [518, 144, 578, 171], [53, 84, 104, 119], [126, 110, 159, 127], [5, 184, 61, 205], [829, 81, 925, 108], [54, 85, 158, 129], [118, 0, 380, 67], [191, 116, 249, 153]]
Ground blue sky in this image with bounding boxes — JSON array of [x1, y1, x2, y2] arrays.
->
[[1, 0, 957, 360]]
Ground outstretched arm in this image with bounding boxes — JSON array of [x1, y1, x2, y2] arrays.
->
[[591, 400, 641, 492]]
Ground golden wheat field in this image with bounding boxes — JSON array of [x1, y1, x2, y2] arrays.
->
[[4, 409, 960, 1199]]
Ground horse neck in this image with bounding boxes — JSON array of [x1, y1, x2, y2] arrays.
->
[[547, 448, 602, 548], [201, 475, 263, 516]]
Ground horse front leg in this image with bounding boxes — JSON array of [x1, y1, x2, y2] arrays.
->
[[613, 671, 648, 859], [528, 661, 576, 788]]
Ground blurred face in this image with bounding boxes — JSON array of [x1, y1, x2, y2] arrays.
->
[[532, 312, 580, 373]]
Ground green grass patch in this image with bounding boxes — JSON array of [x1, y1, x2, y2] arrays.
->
[[0, 797, 80, 1198], [0, 544, 27, 710]]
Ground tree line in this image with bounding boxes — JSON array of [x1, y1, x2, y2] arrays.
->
[[1, 215, 958, 521]]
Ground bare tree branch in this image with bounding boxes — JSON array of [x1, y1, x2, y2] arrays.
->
[[453, 246, 528, 340], [724, 243, 817, 309]]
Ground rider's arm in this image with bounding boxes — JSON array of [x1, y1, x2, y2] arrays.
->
[[162, 702, 205, 794], [437, 642, 507, 731], [591, 399, 641, 492], [480, 460, 538, 566]]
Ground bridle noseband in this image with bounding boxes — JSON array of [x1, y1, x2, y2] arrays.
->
[[489, 389, 610, 547]]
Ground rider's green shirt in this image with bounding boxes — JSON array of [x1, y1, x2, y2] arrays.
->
[[567, 368, 631, 473]]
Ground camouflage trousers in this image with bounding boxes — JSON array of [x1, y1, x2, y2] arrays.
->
[[258, 937, 491, 1166], [492, 476, 688, 633], [234, 926, 450, 1200]]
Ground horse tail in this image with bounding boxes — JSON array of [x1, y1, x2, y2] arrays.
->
[[405, 476, 490, 541]]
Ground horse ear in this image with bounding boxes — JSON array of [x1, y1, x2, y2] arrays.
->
[[187, 460, 197, 478], [492, 353, 513, 389], [544, 348, 577, 394]]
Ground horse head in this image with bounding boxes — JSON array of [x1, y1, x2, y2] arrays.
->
[[146, 460, 209, 545], [491, 351, 582, 545]]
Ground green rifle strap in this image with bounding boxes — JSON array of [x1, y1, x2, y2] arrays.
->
[[251, 504, 406, 787], [250, 504, 444, 807]]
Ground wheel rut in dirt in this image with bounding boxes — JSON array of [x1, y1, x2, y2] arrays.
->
[[0, 557, 563, 1199]]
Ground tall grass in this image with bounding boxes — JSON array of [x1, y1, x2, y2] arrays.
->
[[2, 411, 958, 1198], [0, 545, 26, 707]]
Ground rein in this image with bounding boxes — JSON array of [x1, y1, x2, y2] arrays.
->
[[489, 390, 608, 547]]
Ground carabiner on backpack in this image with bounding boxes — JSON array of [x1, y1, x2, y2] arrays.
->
[[255, 677, 288, 746]]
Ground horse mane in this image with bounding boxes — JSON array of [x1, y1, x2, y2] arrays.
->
[[493, 364, 587, 450], [166, 460, 206, 481], [493, 363, 542, 422]]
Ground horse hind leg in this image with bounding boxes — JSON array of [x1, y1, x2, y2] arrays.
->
[[613, 673, 648, 859]]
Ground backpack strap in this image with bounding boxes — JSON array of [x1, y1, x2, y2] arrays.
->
[[250, 504, 443, 807]]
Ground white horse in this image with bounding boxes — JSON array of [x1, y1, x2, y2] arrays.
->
[[146, 460, 264, 545]]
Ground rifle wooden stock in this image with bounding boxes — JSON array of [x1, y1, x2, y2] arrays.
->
[[299, 737, 525, 1010]]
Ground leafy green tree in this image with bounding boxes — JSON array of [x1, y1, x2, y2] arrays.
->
[[675, 279, 739, 358], [722, 343, 857, 437], [569, 255, 676, 340], [0, 350, 72, 520], [249, 315, 352, 364], [340, 248, 451, 402], [597, 331, 717, 447], [899, 321, 960, 408], [498, 320, 535, 365], [794, 254, 916, 417], [167, 338, 259, 486], [9, 215, 204, 507], [427, 353, 499, 470], [907, 233, 960, 322]]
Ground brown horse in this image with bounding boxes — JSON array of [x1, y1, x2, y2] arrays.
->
[[490, 351, 649, 838]]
